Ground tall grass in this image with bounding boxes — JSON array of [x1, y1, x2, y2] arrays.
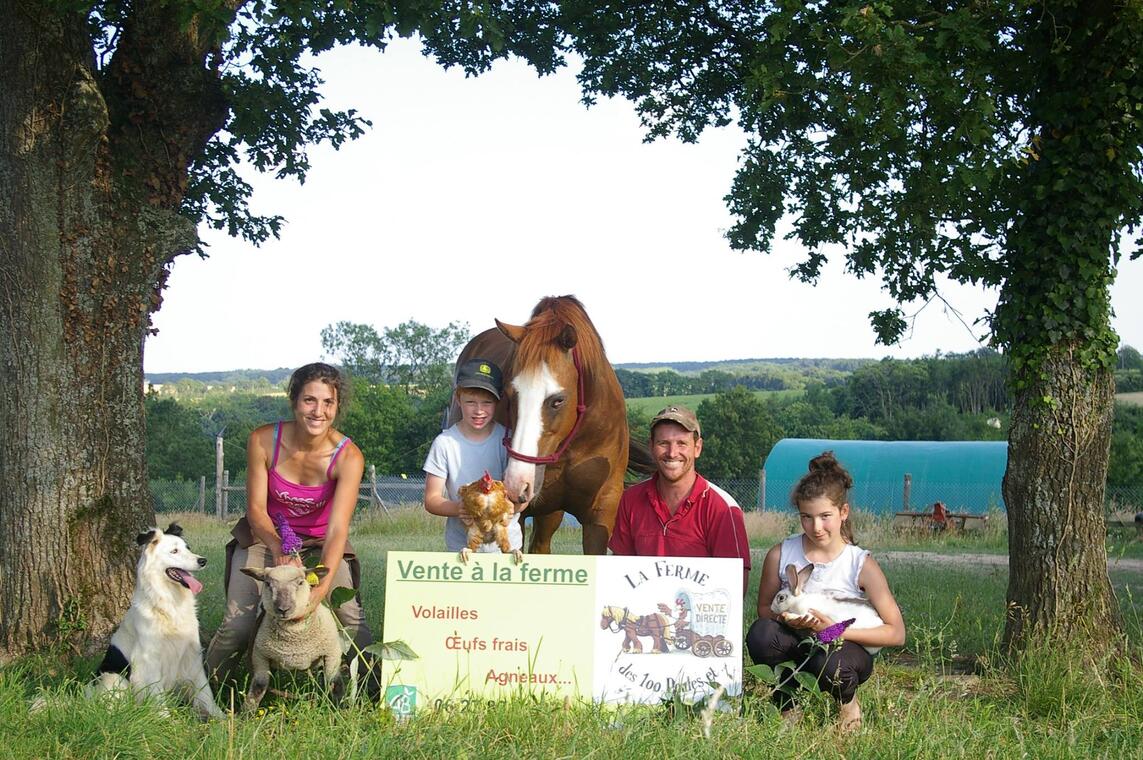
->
[[4, 511, 1141, 758]]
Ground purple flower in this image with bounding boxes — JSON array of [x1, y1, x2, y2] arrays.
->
[[816, 618, 856, 645], [273, 513, 303, 555]]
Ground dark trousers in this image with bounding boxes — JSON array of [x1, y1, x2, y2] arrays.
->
[[745, 617, 874, 709]]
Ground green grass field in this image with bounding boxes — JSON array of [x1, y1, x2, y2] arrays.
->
[[626, 389, 803, 416], [4, 510, 1142, 759]]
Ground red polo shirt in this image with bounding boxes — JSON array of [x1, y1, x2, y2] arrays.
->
[[609, 473, 751, 591]]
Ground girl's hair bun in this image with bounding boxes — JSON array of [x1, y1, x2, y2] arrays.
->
[[806, 451, 853, 490], [808, 451, 838, 471]]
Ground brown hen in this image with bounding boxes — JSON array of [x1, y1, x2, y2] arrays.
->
[[457, 471, 522, 563]]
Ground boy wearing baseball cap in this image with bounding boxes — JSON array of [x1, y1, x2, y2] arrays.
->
[[422, 359, 522, 554]]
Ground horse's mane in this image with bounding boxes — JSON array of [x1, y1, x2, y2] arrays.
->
[[602, 605, 660, 625], [602, 605, 633, 622], [514, 295, 620, 401]]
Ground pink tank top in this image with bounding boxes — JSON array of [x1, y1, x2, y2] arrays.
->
[[265, 422, 351, 539]]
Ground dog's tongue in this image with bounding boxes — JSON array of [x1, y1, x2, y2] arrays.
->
[[173, 569, 203, 594]]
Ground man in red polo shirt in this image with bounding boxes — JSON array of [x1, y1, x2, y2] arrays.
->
[[609, 405, 752, 592]]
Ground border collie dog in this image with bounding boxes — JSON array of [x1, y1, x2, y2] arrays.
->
[[89, 522, 223, 719]]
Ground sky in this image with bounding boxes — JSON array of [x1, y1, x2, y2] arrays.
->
[[143, 39, 1142, 375]]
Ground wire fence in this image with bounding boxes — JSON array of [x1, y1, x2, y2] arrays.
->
[[150, 467, 425, 519], [150, 470, 1143, 520]]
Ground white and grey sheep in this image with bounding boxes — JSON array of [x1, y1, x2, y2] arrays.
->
[[240, 564, 344, 712]]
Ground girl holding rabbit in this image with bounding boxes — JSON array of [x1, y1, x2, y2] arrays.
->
[[745, 452, 905, 732]]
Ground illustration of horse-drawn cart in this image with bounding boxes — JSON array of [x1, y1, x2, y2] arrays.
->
[[667, 590, 734, 658], [672, 626, 733, 657]]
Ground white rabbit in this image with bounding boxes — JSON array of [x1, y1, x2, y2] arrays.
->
[[771, 563, 884, 654]]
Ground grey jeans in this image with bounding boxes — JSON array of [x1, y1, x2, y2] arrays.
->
[[204, 541, 374, 684]]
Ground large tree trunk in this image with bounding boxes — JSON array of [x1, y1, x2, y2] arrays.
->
[[995, 2, 1135, 657], [1003, 348, 1119, 652], [0, 3, 220, 659], [1, 8, 143, 656]]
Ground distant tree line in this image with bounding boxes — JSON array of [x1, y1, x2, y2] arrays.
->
[[617, 357, 873, 374], [146, 341, 1143, 490], [618, 346, 1143, 400], [1116, 344, 1143, 393], [146, 368, 295, 396], [319, 319, 470, 394], [626, 347, 1143, 488], [614, 359, 854, 397], [145, 320, 469, 485], [145, 380, 452, 487]]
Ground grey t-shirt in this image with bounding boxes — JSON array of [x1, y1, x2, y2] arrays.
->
[[423, 422, 521, 552]]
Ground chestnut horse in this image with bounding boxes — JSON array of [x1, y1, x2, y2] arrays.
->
[[451, 295, 652, 554]]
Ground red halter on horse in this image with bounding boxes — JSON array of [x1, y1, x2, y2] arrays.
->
[[451, 295, 653, 554]]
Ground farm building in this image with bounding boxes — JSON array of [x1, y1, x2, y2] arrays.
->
[[761, 438, 1008, 516]]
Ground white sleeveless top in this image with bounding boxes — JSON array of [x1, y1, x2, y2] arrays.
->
[[777, 534, 870, 600]]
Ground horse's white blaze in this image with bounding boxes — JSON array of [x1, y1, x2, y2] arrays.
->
[[504, 361, 562, 503]]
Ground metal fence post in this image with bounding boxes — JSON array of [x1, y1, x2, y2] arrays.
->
[[758, 468, 766, 511], [369, 464, 378, 510], [198, 476, 206, 513], [903, 473, 911, 512], [222, 469, 229, 520], [215, 434, 224, 518]]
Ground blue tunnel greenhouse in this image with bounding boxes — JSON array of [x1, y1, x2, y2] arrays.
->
[[760, 438, 1008, 516]]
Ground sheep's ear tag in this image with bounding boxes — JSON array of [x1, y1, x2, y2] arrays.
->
[[305, 571, 320, 586]]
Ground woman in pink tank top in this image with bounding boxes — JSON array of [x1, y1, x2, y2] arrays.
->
[[247, 363, 364, 598], [205, 363, 374, 685]]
